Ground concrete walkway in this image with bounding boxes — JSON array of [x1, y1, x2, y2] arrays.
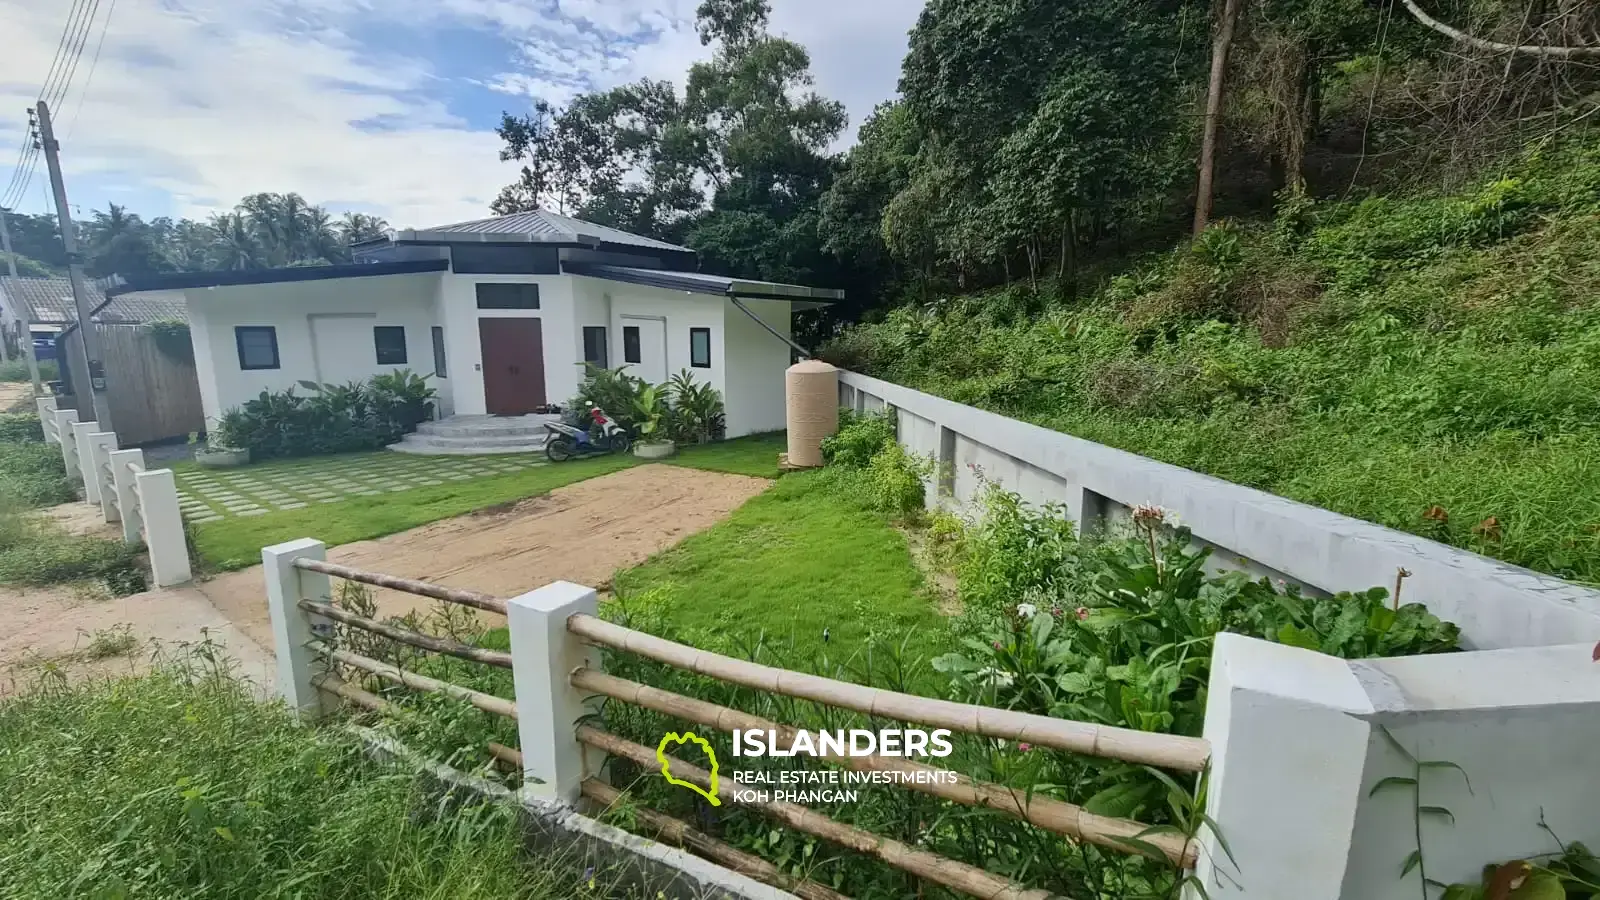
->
[[175, 452, 547, 521]]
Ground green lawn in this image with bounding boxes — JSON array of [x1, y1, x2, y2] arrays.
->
[[612, 468, 947, 663], [189, 434, 788, 571]]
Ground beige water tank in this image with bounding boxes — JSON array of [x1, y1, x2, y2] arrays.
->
[[785, 360, 839, 468]]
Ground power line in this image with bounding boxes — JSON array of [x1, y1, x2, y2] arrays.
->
[[42, 0, 98, 111], [65, 0, 119, 141], [46, 0, 103, 112], [34, 0, 91, 114]]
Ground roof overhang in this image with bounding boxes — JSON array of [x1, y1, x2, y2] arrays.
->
[[104, 260, 449, 297], [562, 262, 842, 309]]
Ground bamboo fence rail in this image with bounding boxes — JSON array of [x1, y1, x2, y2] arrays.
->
[[314, 675, 394, 714], [300, 600, 514, 668], [568, 614, 1210, 772], [578, 725, 1055, 900], [294, 558, 507, 615], [313, 643, 518, 720], [583, 779, 854, 900], [571, 667, 1194, 867], [483, 741, 852, 900]]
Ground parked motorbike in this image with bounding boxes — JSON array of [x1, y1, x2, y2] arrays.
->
[[545, 404, 631, 462]]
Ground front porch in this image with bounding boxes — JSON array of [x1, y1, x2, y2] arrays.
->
[[388, 413, 562, 456]]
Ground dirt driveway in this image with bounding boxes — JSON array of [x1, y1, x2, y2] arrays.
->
[[1, 464, 769, 693]]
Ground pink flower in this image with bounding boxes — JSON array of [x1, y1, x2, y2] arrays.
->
[[1075, 607, 1090, 621], [1018, 743, 1032, 752], [992, 640, 1003, 650]]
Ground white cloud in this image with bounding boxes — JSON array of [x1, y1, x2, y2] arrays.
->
[[0, 0, 923, 230]]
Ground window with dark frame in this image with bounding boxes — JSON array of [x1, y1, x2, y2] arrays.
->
[[474, 282, 541, 309], [431, 326, 447, 378], [374, 325, 408, 364], [623, 326, 641, 364], [690, 327, 711, 369], [235, 326, 279, 370], [582, 326, 608, 369]]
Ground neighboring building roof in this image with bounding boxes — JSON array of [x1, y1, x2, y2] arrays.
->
[[0, 275, 96, 325], [562, 262, 843, 307], [395, 210, 691, 254], [104, 260, 450, 296]]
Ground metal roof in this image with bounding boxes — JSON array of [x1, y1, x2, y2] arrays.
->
[[398, 210, 691, 254], [562, 262, 843, 307], [104, 260, 450, 296]]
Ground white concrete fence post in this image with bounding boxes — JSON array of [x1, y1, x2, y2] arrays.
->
[[53, 408, 79, 483], [507, 581, 600, 805], [70, 420, 102, 504], [35, 396, 57, 444], [262, 538, 334, 721], [133, 468, 191, 587], [110, 448, 144, 542], [88, 432, 118, 521], [1189, 632, 1376, 900]]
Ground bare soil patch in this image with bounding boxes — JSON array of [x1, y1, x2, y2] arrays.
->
[[38, 499, 122, 539], [0, 583, 274, 697], [199, 464, 770, 649]]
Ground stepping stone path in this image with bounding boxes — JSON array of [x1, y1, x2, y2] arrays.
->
[[174, 451, 549, 521]]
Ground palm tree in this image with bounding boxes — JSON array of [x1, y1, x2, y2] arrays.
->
[[208, 212, 259, 270], [338, 211, 389, 246], [166, 219, 216, 271], [302, 206, 340, 263]]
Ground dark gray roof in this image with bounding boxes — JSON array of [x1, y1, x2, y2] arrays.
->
[[97, 292, 188, 324], [105, 260, 449, 296], [562, 263, 843, 307], [398, 210, 690, 254]]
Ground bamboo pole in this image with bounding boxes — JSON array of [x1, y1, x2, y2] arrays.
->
[[294, 558, 507, 615], [314, 675, 395, 714], [567, 614, 1209, 772], [571, 668, 1194, 867], [300, 600, 513, 669], [487, 741, 522, 770], [313, 643, 518, 720], [577, 726, 1056, 900], [583, 779, 855, 900]]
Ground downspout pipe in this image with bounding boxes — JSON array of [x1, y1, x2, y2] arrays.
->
[[729, 295, 814, 359]]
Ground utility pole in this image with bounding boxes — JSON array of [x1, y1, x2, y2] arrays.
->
[[35, 100, 111, 430], [0, 206, 42, 394]]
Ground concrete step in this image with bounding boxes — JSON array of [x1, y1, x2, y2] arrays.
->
[[416, 415, 559, 438], [388, 433, 550, 456]]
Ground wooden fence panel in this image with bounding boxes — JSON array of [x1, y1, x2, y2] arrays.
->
[[62, 324, 204, 446]]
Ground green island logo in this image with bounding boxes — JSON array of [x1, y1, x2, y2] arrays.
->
[[656, 731, 721, 806]]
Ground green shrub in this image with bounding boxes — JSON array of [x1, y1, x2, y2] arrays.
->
[[0, 412, 43, 443], [214, 370, 437, 461], [571, 364, 650, 432], [864, 441, 932, 520], [666, 370, 726, 444], [572, 366, 727, 444], [820, 408, 896, 468]]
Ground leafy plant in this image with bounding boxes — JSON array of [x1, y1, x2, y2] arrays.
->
[[631, 384, 670, 443], [820, 409, 896, 468], [571, 364, 649, 433], [146, 319, 194, 362], [864, 441, 932, 520], [214, 370, 436, 461], [666, 370, 725, 444]]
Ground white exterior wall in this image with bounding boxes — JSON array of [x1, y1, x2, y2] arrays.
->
[[187, 274, 443, 423], [438, 273, 578, 416], [723, 298, 792, 436]]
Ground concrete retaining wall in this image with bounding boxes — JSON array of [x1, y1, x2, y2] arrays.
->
[[839, 370, 1600, 650]]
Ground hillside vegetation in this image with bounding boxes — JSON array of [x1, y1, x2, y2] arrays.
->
[[826, 142, 1600, 585]]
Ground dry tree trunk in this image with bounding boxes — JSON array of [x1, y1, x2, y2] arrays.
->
[[1194, 0, 1246, 236]]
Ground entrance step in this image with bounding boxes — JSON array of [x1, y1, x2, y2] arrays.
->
[[389, 414, 560, 456]]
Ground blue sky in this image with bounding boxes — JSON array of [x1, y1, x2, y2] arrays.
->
[[0, 0, 922, 228]]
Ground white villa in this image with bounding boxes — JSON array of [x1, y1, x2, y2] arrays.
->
[[107, 211, 841, 453]]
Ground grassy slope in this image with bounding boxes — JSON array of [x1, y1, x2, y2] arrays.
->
[[613, 468, 946, 663], [829, 142, 1600, 585], [0, 668, 610, 899], [191, 434, 787, 571]]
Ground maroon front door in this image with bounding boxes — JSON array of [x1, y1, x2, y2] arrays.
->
[[479, 318, 547, 415]]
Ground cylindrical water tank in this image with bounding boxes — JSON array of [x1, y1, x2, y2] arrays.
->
[[785, 360, 839, 468]]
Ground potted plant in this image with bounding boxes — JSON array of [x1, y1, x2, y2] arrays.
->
[[630, 384, 676, 460], [191, 425, 249, 468]]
